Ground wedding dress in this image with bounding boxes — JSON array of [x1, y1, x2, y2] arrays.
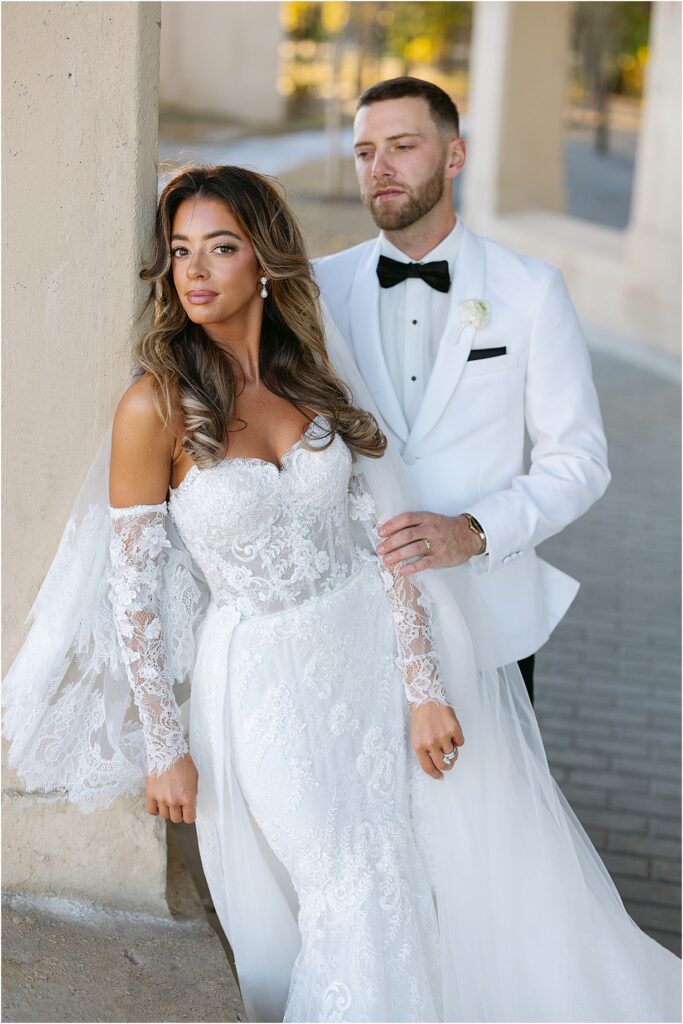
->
[[3, 312, 680, 1023]]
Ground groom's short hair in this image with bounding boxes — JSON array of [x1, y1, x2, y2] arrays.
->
[[357, 77, 460, 137]]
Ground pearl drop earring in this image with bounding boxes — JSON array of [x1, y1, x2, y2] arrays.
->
[[260, 276, 269, 299]]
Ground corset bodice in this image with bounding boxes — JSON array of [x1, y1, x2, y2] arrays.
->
[[168, 417, 367, 618]]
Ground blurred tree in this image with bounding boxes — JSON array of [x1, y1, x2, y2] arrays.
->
[[281, 0, 472, 122], [284, 1, 471, 71], [321, 1, 350, 36], [320, 2, 351, 196], [573, 1, 651, 152], [345, 3, 393, 95], [283, 2, 324, 42], [385, 2, 471, 73]]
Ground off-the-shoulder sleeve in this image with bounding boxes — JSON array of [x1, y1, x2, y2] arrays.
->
[[109, 501, 190, 776], [348, 468, 450, 708]]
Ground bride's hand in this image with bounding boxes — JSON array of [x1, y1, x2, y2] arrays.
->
[[410, 702, 465, 779], [146, 753, 198, 823]]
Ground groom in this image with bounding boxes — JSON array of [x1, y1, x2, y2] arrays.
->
[[314, 77, 610, 703]]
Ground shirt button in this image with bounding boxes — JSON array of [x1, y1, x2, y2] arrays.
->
[[411, 319, 418, 325], [410, 376, 417, 382]]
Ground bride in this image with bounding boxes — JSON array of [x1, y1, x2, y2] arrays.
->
[[3, 164, 680, 1024]]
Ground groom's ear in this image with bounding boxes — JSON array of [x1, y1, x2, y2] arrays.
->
[[445, 136, 467, 180]]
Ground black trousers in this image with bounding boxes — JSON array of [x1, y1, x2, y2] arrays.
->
[[517, 653, 535, 705]]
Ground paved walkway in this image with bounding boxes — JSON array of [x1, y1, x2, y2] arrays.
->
[[2, 830, 244, 1023], [536, 347, 681, 956]]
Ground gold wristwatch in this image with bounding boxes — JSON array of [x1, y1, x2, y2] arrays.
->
[[463, 513, 488, 556]]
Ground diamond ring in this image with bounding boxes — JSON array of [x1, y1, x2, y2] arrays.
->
[[442, 747, 457, 765]]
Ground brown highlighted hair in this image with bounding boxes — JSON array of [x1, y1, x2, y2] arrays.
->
[[134, 164, 386, 468], [358, 76, 460, 137]]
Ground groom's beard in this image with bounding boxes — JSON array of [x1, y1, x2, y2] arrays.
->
[[363, 163, 445, 231]]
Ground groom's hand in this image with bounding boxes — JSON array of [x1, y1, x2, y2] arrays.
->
[[377, 512, 484, 576]]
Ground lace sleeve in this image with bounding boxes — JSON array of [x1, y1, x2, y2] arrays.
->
[[109, 501, 190, 776], [349, 469, 450, 708]]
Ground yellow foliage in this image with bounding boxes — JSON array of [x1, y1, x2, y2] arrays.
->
[[321, 2, 350, 35], [281, 2, 311, 33], [403, 36, 436, 66]]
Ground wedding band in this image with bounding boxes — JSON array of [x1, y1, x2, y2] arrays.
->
[[423, 537, 432, 554], [442, 748, 457, 765]]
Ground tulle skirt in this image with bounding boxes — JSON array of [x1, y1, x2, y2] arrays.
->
[[189, 559, 680, 1023]]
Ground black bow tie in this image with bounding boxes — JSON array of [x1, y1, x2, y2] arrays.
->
[[376, 254, 451, 293]]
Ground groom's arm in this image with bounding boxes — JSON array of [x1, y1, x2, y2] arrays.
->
[[378, 268, 610, 576], [463, 267, 610, 575]]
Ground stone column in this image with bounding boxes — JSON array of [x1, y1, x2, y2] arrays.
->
[[2, 1, 167, 913], [160, 1, 284, 124], [463, 1, 572, 222], [626, 0, 681, 345]]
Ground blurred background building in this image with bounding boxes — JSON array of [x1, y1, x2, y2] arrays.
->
[[158, 0, 680, 356], [3, 3, 680, 1020]]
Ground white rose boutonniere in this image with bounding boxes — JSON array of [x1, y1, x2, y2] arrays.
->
[[458, 299, 491, 330]]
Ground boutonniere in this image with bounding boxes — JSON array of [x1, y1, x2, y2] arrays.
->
[[458, 299, 490, 330]]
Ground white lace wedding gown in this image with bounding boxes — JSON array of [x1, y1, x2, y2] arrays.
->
[[109, 418, 448, 1022], [104, 416, 680, 1024]]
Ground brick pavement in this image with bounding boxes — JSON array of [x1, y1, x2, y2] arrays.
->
[[536, 349, 681, 956]]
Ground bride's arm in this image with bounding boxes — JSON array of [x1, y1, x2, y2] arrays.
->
[[109, 374, 197, 821], [349, 467, 465, 779]]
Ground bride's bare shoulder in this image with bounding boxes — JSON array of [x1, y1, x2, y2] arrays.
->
[[110, 373, 175, 505], [113, 373, 176, 442], [115, 371, 160, 419]]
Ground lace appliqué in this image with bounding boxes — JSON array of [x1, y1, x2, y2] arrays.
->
[[109, 503, 189, 777], [168, 422, 360, 618], [228, 565, 442, 1022], [348, 469, 450, 708]]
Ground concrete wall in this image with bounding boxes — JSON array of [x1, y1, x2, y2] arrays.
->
[[160, 0, 284, 125], [625, 0, 682, 353], [2, 1, 167, 912], [464, 1, 571, 217]]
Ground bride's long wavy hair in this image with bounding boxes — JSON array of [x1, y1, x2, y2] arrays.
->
[[134, 164, 386, 468]]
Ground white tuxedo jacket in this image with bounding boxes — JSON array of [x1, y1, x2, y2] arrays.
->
[[314, 221, 610, 667]]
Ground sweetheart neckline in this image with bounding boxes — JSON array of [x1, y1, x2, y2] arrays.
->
[[168, 415, 327, 498]]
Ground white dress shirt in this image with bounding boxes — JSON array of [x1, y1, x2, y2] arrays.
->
[[378, 217, 463, 431]]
